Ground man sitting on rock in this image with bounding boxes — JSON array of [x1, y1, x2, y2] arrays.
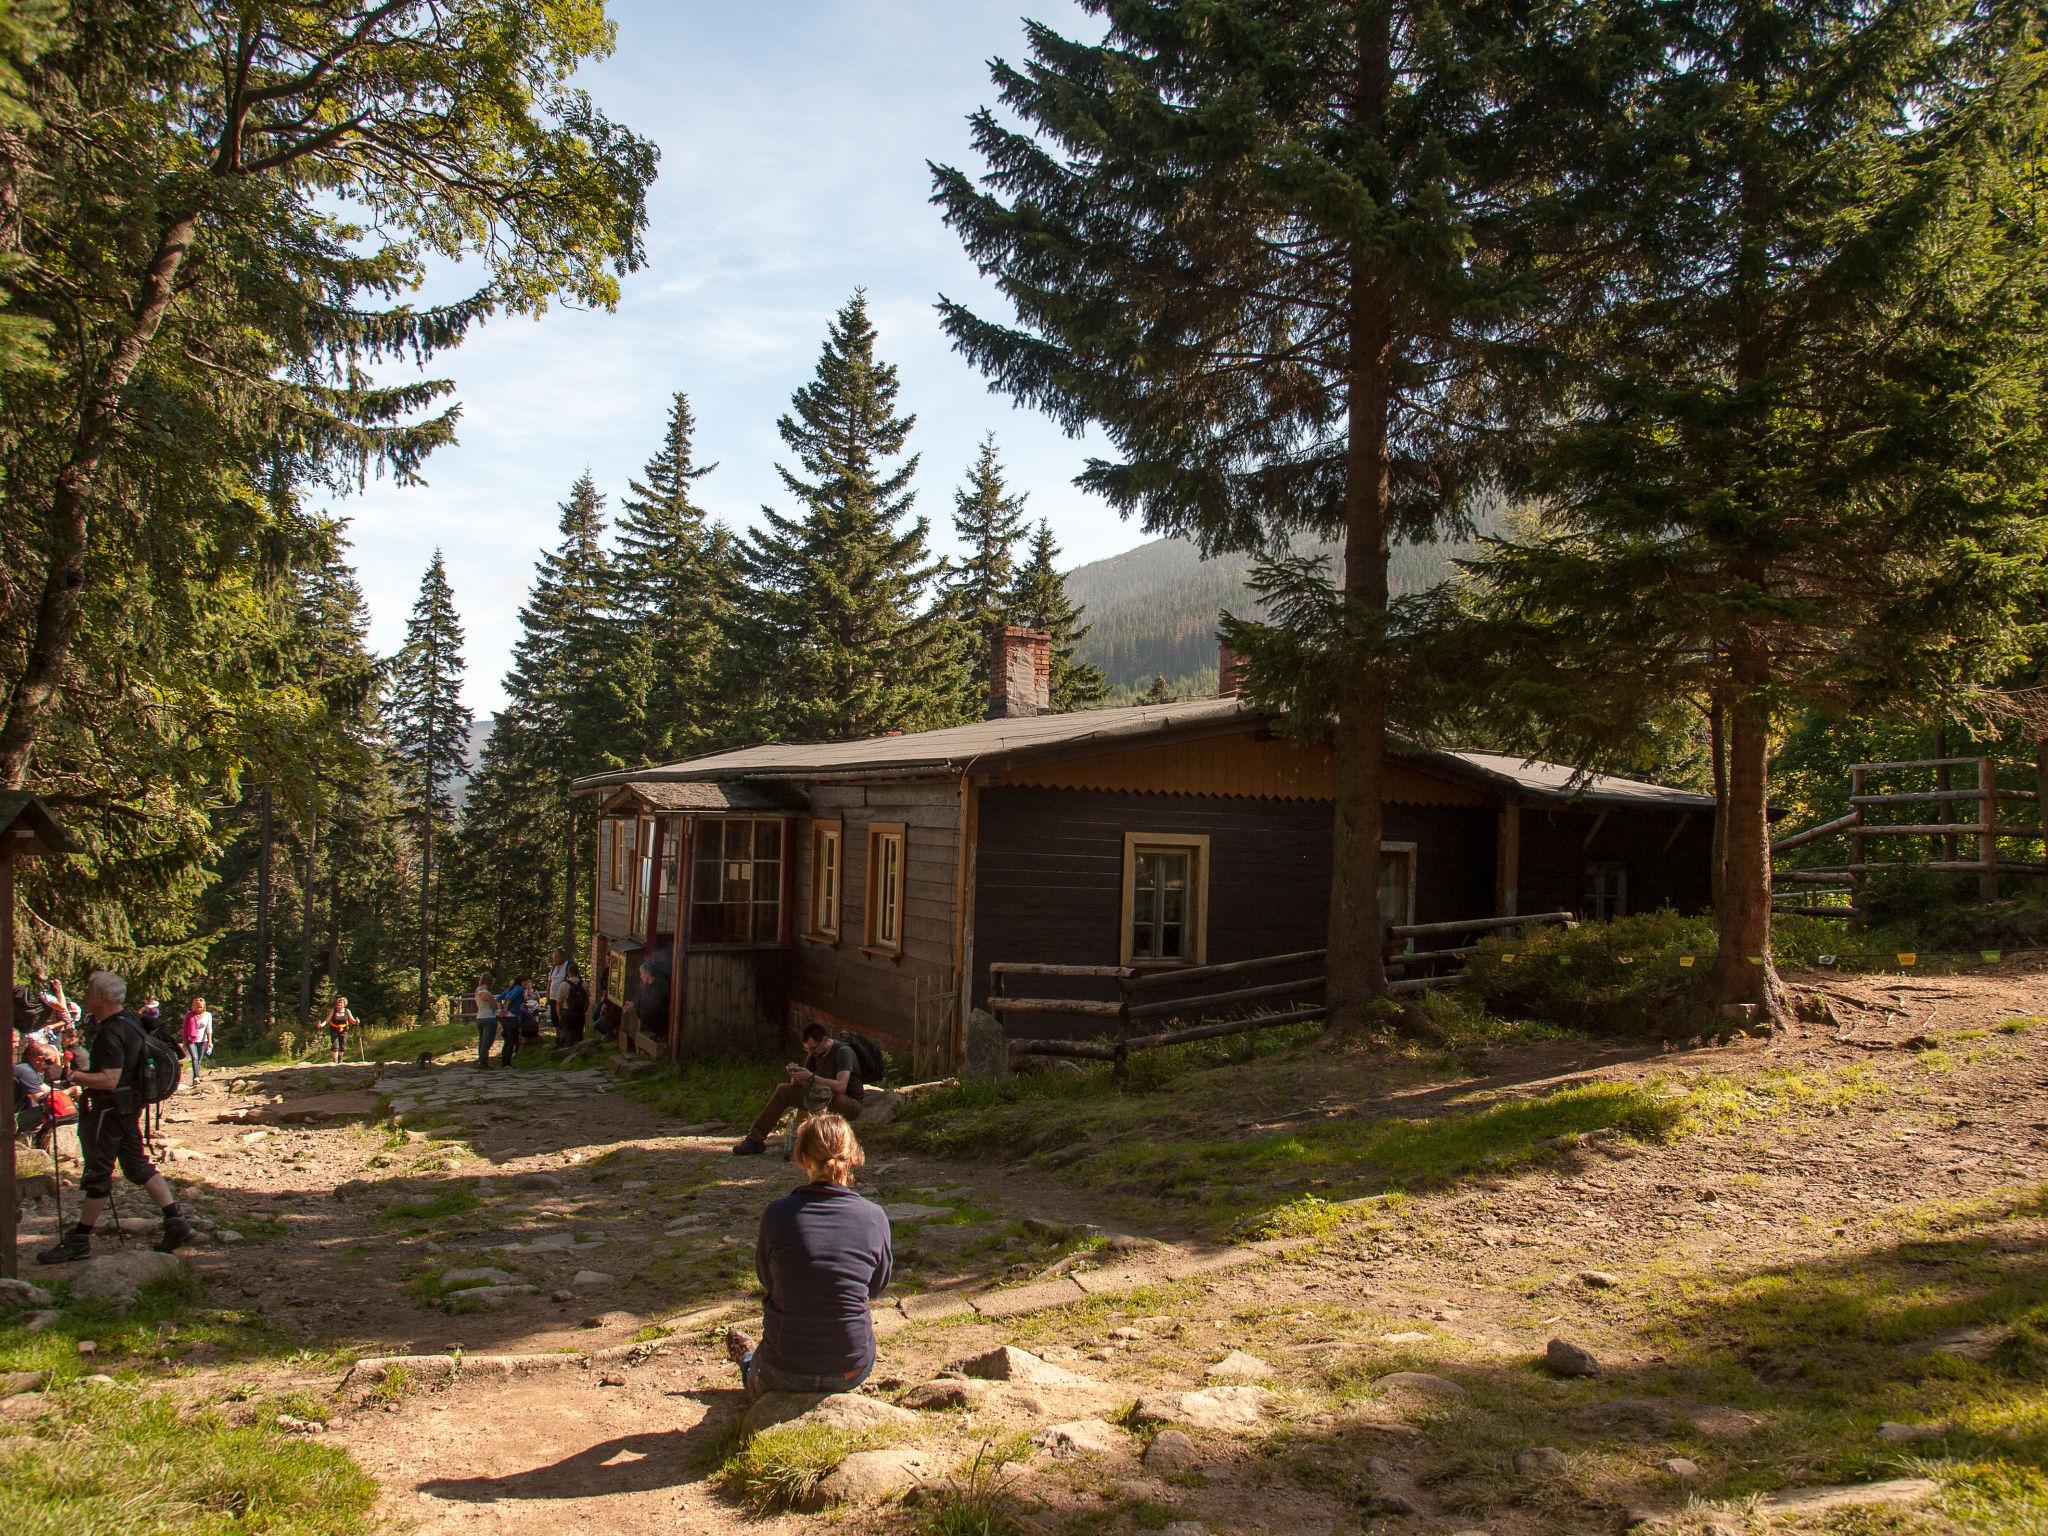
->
[[36, 970, 193, 1264], [731, 1020, 863, 1157]]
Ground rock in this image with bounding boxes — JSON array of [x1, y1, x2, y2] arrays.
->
[[880, 1202, 952, 1224], [441, 1266, 517, 1290], [1378, 1330, 1433, 1345], [216, 1230, 244, 1245], [1031, 1417, 1123, 1458], [900, 1377, 992, 1411], [964, 1007, 1008, 1082], [1133, 1385, 1276, 1431], [61, 1250, 185, 1309], [75, 1341, 95, 1356], [79, 1374, 118, 1387], [512, 1172, 562, 1191], [1370, 1371, 1467, 1400], [0, 1279, 53, 1310], [1761, 1477, 1939, 1514], [1878, 1421, 1941, 1444], [1142, 1428, 1202, 1471], [858, 1090, 903, 1130], [1368, 1493, 1418, 1516], [814, 1447, 933, 1506], [949, 1345, 1092, 1387], [276, 1414, 326, 1433], [743, 1391, 921, 1437], [569, 1270, 613, 1289], [1579, 1270, 1620, 1289], [444, 1284, 535, 1308], [0, 1372, 45, 1397], [1514, 1447, 1568, 1476], [23, 1311, 59, 1334], [619, 1179, 650, 1191], [1545, 1338, 1601, 1377], [1205, 1349, 1275, 1380], [1155, 1526, 1211, 1536], [1660, 1456, 1701, 1478]]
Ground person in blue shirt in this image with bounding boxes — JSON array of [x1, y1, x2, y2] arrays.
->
[[494, 978, 526, 1068], [726, 1113, 892, 1398]]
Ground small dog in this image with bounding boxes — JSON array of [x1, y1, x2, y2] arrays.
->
[[415, 1051, 435, 1069]]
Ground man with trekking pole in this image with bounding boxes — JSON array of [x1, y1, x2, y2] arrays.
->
[[37, 971, 192, 1264]]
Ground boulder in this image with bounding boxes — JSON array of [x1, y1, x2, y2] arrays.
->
[[1031, 1418, 1124, 1458], [1205, 1350, 1275, 1381], [0, 1279, 53, 1310], [1370, 1371, 1467, 1400], [1133, 1385, 1276, 1431], [949, 1345, 1092, 1387], [23, 1311, 60, 1334], [512, 1172, 562, 1191], [1142, 1428, 1202, 1471], [1545, 1338, 1601, 1377], [964, 1007, 1008, 1082], [59, 1250, 185, 1308], [1514, 1447, 1568, 1476], [901, 1377, 992, 1411], [1878, 1421, 1941, 1445], [744, 1391, 921, 1437], [1661, 1456, 1701, 1478], [858, 1090, 904, 1130], [813, 1447, 933, 1506]]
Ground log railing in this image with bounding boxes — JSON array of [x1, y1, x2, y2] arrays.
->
[[1771, 755, 2048, 919], [990, 910, 1575, 1076]]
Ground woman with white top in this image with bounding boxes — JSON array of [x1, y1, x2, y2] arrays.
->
[[472, 975, 498, 1069]]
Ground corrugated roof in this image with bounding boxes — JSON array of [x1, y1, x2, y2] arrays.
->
[[570, 698, 1712, 810]]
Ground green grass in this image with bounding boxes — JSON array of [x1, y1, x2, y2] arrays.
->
[[717, 1420, 887, 1512], [375, 1187, 479, 1225], [619, 1052, 787, 1129]]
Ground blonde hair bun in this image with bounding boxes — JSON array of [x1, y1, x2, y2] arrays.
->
[[793, 1113, 865, 1186]]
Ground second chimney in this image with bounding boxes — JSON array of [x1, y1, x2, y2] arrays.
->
[[1218, 641, 1247, 698], [989, 625, 1053, 718]]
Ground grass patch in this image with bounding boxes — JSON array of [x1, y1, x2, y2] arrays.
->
[[375, 1188, 479, 1226], [718, 1420, 883, 1512], [619, 1053, 785, 1129]]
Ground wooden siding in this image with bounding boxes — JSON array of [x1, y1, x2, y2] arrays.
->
[[970, 786, 1496, 1033], [595, 815, 632, 939], [790, 780, 961, 1072], [678, 949, 791, 1058], [988, 733, 1484, 806], [1516, 805, 1715, 918]]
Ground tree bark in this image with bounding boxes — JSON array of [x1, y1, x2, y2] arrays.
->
[[255, 783, 274, 1031], [417, 721, 434, 1025], [0, 211, 200, 789], [563, 799, 578, 962], [297, 813, 318, 1030], [1712, 658, 1785, 1022], [1324, 5, 1395, 1033]]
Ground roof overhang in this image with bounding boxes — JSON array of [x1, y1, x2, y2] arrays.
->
[[0, 792, 82, 857]]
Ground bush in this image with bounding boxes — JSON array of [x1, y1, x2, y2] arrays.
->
[[1463, 910, 1720, 1037]]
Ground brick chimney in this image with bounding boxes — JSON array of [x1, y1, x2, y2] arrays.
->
[[988, 626, 1053, 718], [1218, 641, 1247, 698]]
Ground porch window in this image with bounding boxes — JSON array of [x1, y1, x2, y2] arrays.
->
[[690, 818, 783, 944], [605, 819, 628, 894], [656, 821, 681, 932], [864, 824, 905, 955], [809, 820, 843, 940], [1120, 833, 1210, 967], [1583, 861, 1627, 920], [629, 817, 655, 934]]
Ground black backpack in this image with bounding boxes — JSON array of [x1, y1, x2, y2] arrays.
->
[[112, 1011, 182, 1105], [844, 1032, 885, 1090]]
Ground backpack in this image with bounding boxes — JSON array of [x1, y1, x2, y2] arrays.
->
[[565, 978, 589, 1018], [844, 1032, 885, 1090], [106, 1010, 182, 1106]]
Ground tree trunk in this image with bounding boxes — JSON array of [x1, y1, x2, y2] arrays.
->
[[255, 784, 274, 1031], [563, 798, 578, 962], [1325, 6, 1395, 1034], [417, 795, 433, 1025], [297, 814, 318, 1030], [1712, 669, 1784, 1024], [1708, 696, 1727, 911], [327, 868, 342, 994], [0, 211, 200, 789]]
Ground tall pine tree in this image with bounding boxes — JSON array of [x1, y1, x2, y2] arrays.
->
[[611, 391, 739, 762], [737, 291, 968, 741], [942, 434, 1031, 704], [1010, 520, 1106, 712], [932, 2, 1644, 1027], [1471, 0, 2048, 1018], [386, 552, 469, 1022]]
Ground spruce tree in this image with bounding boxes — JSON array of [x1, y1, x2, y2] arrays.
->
[[738, 291, 969, 741], [611, 391, 738, 761], [1471, 0, 2048, 1019], [932, 3, 1644, 1027], [386, 552, 469, 1022], [942, 435, 1031, 702], [1010, 520, 1107, 712]]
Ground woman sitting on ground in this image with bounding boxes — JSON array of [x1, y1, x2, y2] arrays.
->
[[727, 1113, 893, 1398]]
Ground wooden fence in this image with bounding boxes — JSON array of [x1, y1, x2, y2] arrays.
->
[[989, 910, 1575, 1075], [1771, 755, 2048, 919]]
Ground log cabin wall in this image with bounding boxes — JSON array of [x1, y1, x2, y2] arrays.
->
[[1515, 804, 1716, 919], [680, 949, 792, 1057], [595, 814, 632, 941], [790, 778, 961, 1069], [969, 785, 1497, 1033]]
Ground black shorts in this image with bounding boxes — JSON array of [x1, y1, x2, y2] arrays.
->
[[79, 1098, 156, 1198]]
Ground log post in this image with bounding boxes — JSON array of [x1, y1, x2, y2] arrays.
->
[[0, 838, 16, 1278], [1493, 804, 1520, 918], [1979, 757, 2000, 903], [1847, 766, 1867, 919], [1113, 973, 1133, 1085]]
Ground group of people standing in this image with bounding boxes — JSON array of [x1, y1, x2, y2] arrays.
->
[[12, 981, 214, 1151], [471, 947, 589, 1068]]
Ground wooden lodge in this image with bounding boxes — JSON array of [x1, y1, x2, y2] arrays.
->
[[572, 630, 1715, 1074]]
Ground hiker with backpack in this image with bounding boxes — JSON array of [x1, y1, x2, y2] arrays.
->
[[318, 996, 357, 1064], [37, 970, 193, 1264], [557, 968, 588, 1047], [730, 1020, 882, 1157]]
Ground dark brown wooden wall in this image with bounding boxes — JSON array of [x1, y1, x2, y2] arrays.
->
[[1516, 805, 1714, 917]]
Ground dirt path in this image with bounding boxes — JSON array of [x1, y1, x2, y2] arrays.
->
[[35, 964, 2045, 1536]]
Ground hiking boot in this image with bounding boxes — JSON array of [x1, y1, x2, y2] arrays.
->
[[36, 1229, 91, 1266], [724, 1326, 756, 1364], [156, 1215, 194, 1254], [730, 1137, 767, 1156]]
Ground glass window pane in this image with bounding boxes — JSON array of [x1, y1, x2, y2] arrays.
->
[[756, 821, 781, 861]]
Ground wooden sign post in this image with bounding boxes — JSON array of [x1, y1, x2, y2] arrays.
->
[[0, 793, 81, 1279]]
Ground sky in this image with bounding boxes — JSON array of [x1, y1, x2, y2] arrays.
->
[[345, 0, 1132, 716]]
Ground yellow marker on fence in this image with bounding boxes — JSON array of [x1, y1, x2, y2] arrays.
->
[[1897, 952, 1917, 967], [1557, 955, 1573, 967], [1678, 955, 1695, 968], [1981, 950, 2002, 963], [1618, 956, 1635, 965], [1501, 953, 1517, 965]]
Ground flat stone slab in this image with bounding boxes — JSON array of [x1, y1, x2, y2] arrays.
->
[[813, 1447, 933, 1507], [879, 1202, 953, 1224], [1371, 1371, 1467, 1400], [262, 1090, 384, 1123], [969, 1279, 1087, 1319], [896, 1291, 976, 1324], [1762, 1478, 1940, 1514], [1134, 1385, 1276, 1431], [1206, 1350, 1276, 1380], [1031, 1417, 1124, 1458]]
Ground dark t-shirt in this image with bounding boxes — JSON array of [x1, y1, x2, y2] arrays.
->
[[87, 1010, 147, 1109], [810, 1041, 862, 1100], [12, 1061, 45, 1106], [755, 1183, 893, 1378]]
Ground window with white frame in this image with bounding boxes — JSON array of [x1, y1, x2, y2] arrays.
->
[[864, 824, 905, 954], [809, 820, 842, 940]]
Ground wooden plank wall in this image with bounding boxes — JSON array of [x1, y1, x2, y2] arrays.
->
[[969, 786, 1496, 1035], [679, 950, 791, 1058], [989, 734, 1485, 806], [594, 815, 632, 939], [789, 779, 961, 1072], [1516, 805, 1716, 918]]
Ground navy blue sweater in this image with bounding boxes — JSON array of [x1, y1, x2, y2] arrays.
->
[[755, 1183, 893, 1378]]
